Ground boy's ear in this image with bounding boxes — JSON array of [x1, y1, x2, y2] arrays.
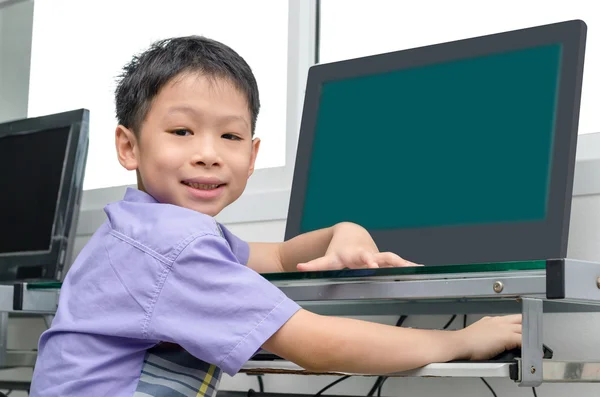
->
[[248, 137, 261, 178], [115, 125, 139, 171]]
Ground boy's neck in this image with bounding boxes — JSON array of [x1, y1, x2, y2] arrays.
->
[[136, 171, 146, 193]]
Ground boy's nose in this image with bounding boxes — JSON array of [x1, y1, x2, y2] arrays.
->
[[191, 141, 221, 168]]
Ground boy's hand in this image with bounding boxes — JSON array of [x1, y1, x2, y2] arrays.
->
[[296, 248, 420, 271], [456, 315, 523, 360], [296, 222, 421, 271]]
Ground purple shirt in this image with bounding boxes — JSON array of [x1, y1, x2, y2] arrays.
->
[[30, 188, 300, 397]]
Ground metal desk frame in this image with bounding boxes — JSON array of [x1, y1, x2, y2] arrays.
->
[[0, 258, 599, 390], [244, 258, 600, 386]]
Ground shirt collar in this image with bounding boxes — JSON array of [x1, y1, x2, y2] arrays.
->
[[123, 187, 159, 204]]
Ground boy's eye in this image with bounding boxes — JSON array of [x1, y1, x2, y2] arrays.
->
[[171, 129, 191, 136], [222, 133, 242, 141]]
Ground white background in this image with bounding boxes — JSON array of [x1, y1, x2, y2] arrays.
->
[[28, 0, 289, 190], [319, 0, 599, 136]]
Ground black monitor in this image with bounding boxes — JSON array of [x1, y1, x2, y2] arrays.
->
[[0, 109, 89, 282], [286, 20, 586, 266]]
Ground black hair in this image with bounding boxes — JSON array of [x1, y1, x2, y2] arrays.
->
[[115, 35, 260, 135]]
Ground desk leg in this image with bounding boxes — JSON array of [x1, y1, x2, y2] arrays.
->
[[519, 297, 543, 387], [0, 312, 7, 367]]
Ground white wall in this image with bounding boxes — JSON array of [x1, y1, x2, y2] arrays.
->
[[0, 0, 32, 123], [0, 2, 43, 394], [0, 9, 3, 72]]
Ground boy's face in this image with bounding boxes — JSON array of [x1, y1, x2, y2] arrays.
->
[[116, 72, 260, 217]]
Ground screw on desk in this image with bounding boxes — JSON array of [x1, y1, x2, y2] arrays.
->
[[531, 366, 536, 374], [493, 281, 504, 293]]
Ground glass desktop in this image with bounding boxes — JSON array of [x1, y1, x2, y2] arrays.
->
[[26, 259, 547, 290]]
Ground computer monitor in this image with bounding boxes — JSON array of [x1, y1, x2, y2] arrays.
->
[[0, 109, 89, 282], [286, 20, 586, 266]]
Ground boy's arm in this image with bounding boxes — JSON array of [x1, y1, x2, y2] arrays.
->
[[247, 226, 335, 273], [247, 222, 418, 273], [263, 309, 522, 374]]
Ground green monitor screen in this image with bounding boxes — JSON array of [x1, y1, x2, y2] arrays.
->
[[286, 20, 586, 265]]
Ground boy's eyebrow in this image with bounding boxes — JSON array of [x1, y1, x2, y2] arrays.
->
[[166, 105, 249, 128]]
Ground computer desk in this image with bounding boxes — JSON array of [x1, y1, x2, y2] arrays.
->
[[0, 258, 599, 391]]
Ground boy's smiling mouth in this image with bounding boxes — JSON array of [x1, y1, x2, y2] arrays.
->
[[181, 177, 226, 190], [181, 178, 227, 199], [182, 181, 224, 190]]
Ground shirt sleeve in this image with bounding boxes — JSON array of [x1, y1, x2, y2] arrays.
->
[[217, 222, 250, 265], [147, 233, 301, 376]]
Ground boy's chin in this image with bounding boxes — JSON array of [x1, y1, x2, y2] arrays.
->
[[183, 202, 224, 217]]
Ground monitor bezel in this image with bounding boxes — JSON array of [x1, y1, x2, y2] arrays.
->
[[285, 20, 587, 265], [0, 108, 89, 282]]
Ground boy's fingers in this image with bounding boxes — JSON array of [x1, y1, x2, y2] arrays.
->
[[359, 251, 379, 268], [503, 314, 523, 324], [372, 252, 397, 267], [373, 252, 422, 267], [297, 256, 337, 271], [510, 332, 522, 348]]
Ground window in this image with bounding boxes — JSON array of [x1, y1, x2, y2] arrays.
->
[[28, 0, 292, 191], [22, 0, 316, 228], [319, 0, 600, 135]]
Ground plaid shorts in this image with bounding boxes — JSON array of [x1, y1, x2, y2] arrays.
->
[[134, 344, 222, 397]]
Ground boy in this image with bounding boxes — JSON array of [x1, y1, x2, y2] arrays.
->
[[30, 36, 522, 397]]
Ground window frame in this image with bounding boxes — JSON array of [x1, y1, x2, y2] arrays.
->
[[76, 0, 318, 236]]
